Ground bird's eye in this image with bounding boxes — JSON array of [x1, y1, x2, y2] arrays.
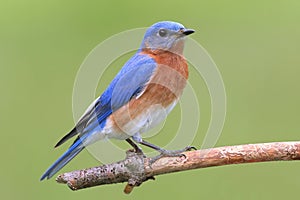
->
[[158, 29, 167, 37]]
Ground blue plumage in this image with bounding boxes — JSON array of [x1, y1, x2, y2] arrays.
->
[[40, 134, 86, 180], [40, 21, 194, 180], [40, 53, 157, 180]]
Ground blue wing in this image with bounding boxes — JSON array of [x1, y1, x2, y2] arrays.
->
[[40, 53, 157, 180], [55, 53, 157, 147]]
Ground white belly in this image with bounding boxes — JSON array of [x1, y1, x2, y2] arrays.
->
[[105, 100, 178, 139]]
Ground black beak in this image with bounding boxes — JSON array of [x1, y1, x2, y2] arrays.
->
[[182, 29, 195, 35]]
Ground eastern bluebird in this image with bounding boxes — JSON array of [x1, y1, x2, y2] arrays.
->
[[40, 21, 194, 180]]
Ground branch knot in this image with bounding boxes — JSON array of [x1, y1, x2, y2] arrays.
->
[[123, 150, 149, 194], [56, 141, 300, 194]]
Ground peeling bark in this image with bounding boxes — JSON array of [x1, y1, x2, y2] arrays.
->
[[56, 141, 300, 194]]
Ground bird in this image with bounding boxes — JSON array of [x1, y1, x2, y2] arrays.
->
[[40, 21, 195, 180]]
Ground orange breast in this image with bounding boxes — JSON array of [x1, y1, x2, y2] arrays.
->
[[142, 49, 188, 105], [109, 50, 189, 134]]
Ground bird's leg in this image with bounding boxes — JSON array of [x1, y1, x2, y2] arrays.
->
[[139, 139, 196, 164], [132, 134, 196, 164], [126, 138, 144, 155]]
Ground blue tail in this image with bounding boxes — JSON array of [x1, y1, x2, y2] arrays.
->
[[40, 137, 85, 180]]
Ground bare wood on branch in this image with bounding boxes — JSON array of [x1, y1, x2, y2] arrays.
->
[[56, 141, 300, 194]]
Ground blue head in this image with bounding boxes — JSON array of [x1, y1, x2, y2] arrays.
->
[[140, 21, 194, 54]]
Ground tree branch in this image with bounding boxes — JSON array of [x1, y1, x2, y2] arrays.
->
[[56, 141, 300, 194]]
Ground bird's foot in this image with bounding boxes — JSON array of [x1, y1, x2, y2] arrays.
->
[[126, 138, 146, 157], [149, 146, 196, 165], [135, 147, 145, 156]]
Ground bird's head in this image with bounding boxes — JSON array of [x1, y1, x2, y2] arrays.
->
[[140, 21, 194, 54]]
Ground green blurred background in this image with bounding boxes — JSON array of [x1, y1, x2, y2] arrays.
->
[[1, 0, 300, 199]]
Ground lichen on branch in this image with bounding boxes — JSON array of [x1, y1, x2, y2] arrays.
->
[[56, 141, 300, 194]]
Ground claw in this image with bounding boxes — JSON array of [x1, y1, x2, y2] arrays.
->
[[184, 146, 197, 151], [135, 149, 146, 158], [179, 153, 187, 158]]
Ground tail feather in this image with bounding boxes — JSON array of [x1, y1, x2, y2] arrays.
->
[[40, 139, 85, 180], [54, 127, 78, 148]]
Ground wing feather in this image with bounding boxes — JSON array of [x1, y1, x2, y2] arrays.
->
[[55, 53, 157, 147]]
